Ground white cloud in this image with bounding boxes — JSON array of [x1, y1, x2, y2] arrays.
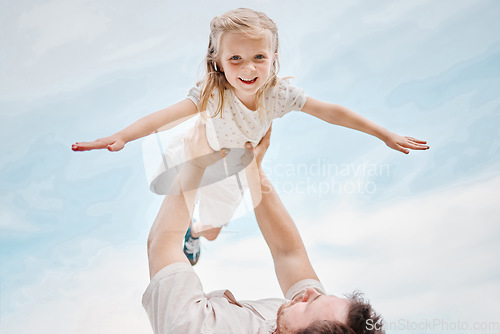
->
[[2, 175, 499, 333], [0, 200, 42, 232], [198, 174, 500, 324], [19, 0, 110, 60], [360, 0, 477, 27], [16, 175, 63, 211], [102, 36, 167, 63], [2, 1, 499, 332], [300, 174, 500, 322], [1, 244, 151, 334], [194, 232, 282, 300]]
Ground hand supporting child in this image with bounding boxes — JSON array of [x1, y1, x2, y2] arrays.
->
[[183, 120, 230, 170], [71, 7, 430, 262]]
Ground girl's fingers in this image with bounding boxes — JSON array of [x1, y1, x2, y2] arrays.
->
[[397, 144, 409, 154], [107, 141, 124, 151], [72, 140, 109, 151], [406, 137, 427, 144], [407, 141, 430, 150], [72, 143, 91, 151], [412, 145, 430, 150], [389, 136, 429, 154]]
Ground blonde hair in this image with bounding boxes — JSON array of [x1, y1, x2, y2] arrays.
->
[[198, 8, 280, 118]]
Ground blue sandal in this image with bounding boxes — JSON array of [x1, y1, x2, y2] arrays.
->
[[184, 225, 200, 266]]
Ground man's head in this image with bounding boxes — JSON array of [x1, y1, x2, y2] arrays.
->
[[275, 290, 384, 334]]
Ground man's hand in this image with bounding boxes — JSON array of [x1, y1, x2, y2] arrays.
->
[[148, 120, 229, 279], [184, 119, 229, 169], [245, 125, 272, 168]]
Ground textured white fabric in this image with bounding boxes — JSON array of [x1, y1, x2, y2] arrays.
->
[[148, 79, 307, 226], [142, 262, 325, 334], [187, 78, 307, 151]]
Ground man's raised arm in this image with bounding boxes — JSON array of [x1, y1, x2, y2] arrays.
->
[[246, 129, 320, 296], [147, 121, 227, 279]]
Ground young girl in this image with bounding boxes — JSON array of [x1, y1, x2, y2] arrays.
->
[[72, 8, 429, 265]]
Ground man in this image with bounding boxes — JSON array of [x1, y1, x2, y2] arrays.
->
[[143, 122, 384, 333]]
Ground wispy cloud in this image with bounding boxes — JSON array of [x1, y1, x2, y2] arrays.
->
[[19, 0, 110, 60], [2, 175, 498, 333], [301, 175, 500, 322], [1, 244, 151, 333], [102, 36, 167, 63], [2, 0, 499, 333]]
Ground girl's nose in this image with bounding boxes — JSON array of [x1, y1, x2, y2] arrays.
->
[[242, 61, 256, 71]]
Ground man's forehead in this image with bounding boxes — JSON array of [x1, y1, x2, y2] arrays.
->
[[321, 295, 350, 323]]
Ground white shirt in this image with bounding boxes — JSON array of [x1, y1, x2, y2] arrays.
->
[[142, 262, 326, 334], [147, 79, 307, 226], [187, 78, 307, 150]]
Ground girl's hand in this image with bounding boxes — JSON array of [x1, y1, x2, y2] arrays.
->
[[384, 132, 429, 154], [72, 135, 126, 152]]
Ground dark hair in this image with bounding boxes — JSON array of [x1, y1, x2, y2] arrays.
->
[[296, 291, 385, 334]]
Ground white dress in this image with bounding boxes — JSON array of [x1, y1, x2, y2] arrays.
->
[[145, 78, 307, 227]]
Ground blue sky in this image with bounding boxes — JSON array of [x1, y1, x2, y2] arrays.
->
[[1, 0, 499, 333]]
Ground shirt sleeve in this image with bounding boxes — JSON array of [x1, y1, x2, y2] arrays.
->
[[143, 262, 266, 333], [271, 79, 308, 119], [142, 262, 207, 334], [284, 279, 326, 300], [187, 84, 201, 107]]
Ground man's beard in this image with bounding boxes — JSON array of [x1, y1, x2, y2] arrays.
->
[[274, 299, 299, 334]]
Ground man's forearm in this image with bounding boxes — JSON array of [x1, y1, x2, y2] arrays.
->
[[254, 171, 305, 255], [253, 170, 319, 295], [147, 162, 206, 279]]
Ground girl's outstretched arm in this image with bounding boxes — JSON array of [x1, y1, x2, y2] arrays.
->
[[72, 99, 198, 152], [301, 97, 429, 154]]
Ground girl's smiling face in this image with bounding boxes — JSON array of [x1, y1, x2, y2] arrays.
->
[[217, 31, 276, 110]]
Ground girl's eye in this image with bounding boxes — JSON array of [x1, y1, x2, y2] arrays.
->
[[230, 56, 240, 60], [255, 55, 265, 59]]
